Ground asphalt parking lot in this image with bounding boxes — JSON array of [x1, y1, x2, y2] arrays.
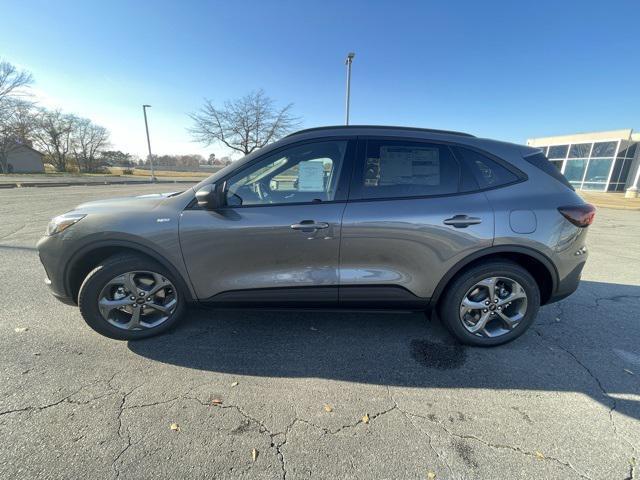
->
[[0, 184, 638, 479]]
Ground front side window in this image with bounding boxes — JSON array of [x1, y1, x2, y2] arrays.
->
[[355, 140, 460, 199], [225, 141, 347, 206]]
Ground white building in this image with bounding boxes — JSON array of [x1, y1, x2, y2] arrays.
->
[[527, 129, 640, 195]]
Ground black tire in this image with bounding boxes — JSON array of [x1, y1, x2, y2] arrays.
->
[[78, 254, 186, 340], [437, 260, 540, 347]]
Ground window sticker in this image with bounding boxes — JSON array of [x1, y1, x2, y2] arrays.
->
[[297, 161, 326, 191], [379, 146, 440, 185]]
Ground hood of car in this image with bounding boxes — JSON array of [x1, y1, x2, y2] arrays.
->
[[73, 192, 178, 213]]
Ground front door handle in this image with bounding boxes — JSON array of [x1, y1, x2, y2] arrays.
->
[[290, 220, 330, 232], [443, 215, 482, 228]]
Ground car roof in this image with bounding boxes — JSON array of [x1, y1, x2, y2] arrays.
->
[[286, 125, 475, 139]]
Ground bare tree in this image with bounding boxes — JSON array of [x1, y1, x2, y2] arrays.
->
[[189, 89, 299, 155], [0, 60, 33, 104], [0, 100, 37, 173], [0, 60, 35, 173], [32, 110, 78, 172], [72, 117, 110, 172]]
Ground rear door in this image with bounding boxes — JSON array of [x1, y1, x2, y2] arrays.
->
[[338, 137, 495, 305], [179, 139, 355, 303]]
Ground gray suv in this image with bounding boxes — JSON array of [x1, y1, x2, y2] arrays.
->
[[37, 126, 595, 346]]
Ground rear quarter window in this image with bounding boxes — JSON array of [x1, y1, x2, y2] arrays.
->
[[452, 146, 520, 189], [523, 152, 574, 190]]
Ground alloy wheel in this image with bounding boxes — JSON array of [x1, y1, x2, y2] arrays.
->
[[459, 276, 528, 338], [97, 271, 178, 331]]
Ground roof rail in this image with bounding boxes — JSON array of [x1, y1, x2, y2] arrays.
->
[[286, 125, 475, 138]]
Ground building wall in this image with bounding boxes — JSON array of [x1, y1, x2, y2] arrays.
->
[[4, 146, 44, 173]]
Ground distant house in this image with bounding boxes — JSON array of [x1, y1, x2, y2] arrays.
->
[[1, 144, 44, 173]]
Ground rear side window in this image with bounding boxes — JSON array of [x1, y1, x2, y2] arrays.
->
[[354, 140, 460, 199], [523, 152, 574, 190], [452, 146, 519, 189]]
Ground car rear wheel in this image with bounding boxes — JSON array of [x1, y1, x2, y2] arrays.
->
[[438, 260, 540, 346], [78, 254, 185, 340]]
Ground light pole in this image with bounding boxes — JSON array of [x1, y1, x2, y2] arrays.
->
[[344, 52, 355, 125], [142, 104, 156, 182]]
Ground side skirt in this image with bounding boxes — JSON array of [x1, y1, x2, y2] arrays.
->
[[199, 285, 430, 311]]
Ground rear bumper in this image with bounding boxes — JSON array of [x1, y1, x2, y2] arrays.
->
[[547, 261, 585, 304]]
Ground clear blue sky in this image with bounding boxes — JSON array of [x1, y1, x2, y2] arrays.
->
[[1, 0, 638, 158]]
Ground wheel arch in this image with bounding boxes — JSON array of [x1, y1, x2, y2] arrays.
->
[[65, 240, 195, 304], [429, 246, 558, 308]]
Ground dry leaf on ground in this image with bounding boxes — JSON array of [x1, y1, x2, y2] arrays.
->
[[170, 423, 180, 432], [211, 398, 223, 405], [427, 472, 436, 480], [535, 451, 545, 459], [362, 413, 370, 424], [14, 327, 28, 333], [323, 404, 333, 413], [252, 448, 258, 462], [231, 382, 239, 387]]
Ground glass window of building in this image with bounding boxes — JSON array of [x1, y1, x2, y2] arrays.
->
[[569, 143, 591, 158], [563, 159, 587, 186], [591, 141, 617, 157], [584, 158, 613, 183], [547, 145, 568, 159], [627, 143, 637, 158]]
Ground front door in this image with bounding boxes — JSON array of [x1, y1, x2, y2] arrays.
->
[[179, 139, 355, 304]]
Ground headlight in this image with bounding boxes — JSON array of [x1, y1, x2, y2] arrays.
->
[[46, 213, 86, 236]]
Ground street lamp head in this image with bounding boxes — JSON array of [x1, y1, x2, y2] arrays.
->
[[345, 52, 355, 64], [143, 104, 151, 108]]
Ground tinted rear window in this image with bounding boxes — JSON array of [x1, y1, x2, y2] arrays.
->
[[524, 152, 574, 190], [452, 146, 519, 189]]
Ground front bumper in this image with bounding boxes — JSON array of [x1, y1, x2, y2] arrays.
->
[[38, 234, 76, 305], [44, 275, 76, 305]]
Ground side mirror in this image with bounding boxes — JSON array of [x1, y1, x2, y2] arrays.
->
[[195, 182, 226, 210]]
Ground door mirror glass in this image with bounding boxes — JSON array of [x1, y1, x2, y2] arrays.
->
[[195, 183, 226, 209]]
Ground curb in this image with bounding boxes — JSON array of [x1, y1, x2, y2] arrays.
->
[[0, 180, 198, 189]]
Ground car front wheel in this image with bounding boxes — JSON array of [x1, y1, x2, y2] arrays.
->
[[438, 260, 540, 346], [78, 254, 185, 340]]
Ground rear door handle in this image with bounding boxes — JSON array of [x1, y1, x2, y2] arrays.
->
[[443, 215, 482, 228], [290, 220, 330, 231]]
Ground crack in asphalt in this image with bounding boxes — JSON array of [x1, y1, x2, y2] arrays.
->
[[594, 294, 640, 308], [112, 383, 145, 480], [386, 386, 455, 479], [0, 378, 108, 417], [404, 410, 592, 480], [536, 322, 638, 480]]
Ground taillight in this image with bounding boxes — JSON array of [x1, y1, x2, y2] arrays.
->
[[558, 204, 596, 228]]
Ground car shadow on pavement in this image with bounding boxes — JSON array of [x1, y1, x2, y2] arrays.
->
[[128, 280, 640, 420]]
